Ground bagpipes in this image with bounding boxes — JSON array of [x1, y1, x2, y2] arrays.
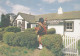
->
[[35, 27, 39, 34], [35, 18, 47, 34]]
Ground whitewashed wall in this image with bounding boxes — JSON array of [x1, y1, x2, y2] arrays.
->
[[48, 19, 80, 37], [16, 15, 23, 27], [48, 25, 64, 35], [16, 15, 29, 29], [64, 19, 80, 37], [31, 24, 36, 28], [25, 21, 29, 29]]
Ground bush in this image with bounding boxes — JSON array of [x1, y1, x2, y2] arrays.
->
[[0, 31, 5, 40], [0, 28, 2, 32], [15, 32, 38, 48], [0, 44, 29, 56], [47, 28, 56, 34], [3, 28, 38, 49], [42, 34, 63, 56], [24, 28, 36, 34], [5, 26, 21, 33], [3, 32, 16, 45]]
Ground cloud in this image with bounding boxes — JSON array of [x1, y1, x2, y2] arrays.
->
[[43, 0, 56, 3], [50, 9, 56, 11], [0, 6, 7, 15], [74, 4, 80, 10], [12, 4, 31, 14], [37, 4, 42, 6], [0, 6, 7, 21], [58, 0, 72, 3], [42, 0, 72, 3], [6, 0, 13, 6], [6, 0, 35, 15], [39, 8, 43, 12]]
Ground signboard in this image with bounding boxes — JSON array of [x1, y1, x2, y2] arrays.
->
[[47, 20, 64, 25]]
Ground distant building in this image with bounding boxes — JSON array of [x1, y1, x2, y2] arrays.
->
[[8, 13, 16, 26], [13, 12, 36, 31], [13, 7, 80, 37]]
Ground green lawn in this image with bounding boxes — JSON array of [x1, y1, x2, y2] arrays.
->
[[0, 42, 34, 56], [0, 42, 55, 56]]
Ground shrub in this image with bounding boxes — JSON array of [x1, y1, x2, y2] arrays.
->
[[0, 28, 2, 32], [24, 28, 36, 34], [5, 26, 21, 33], [3, 28, 38, 49], [0, 32, 3, 40], [47, 28, 56, 34], [0, 31, 5, 40], [42, 34, 63, 56], [0, 44, 29, 56], [1, 27, 5, 31], [15, 32, 38, 48], [3, 32, 16, 45]]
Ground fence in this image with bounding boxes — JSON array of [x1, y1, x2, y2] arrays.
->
[[62, 35, 80, 56]]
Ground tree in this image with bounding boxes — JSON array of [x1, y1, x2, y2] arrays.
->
[[0, 22, 1, 27], [1, 14, 10, 27]]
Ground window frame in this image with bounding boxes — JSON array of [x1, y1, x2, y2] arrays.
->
[[64, 21, 74, 32]]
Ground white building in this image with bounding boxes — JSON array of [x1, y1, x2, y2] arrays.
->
[[13, 7, 80, 37], [13, 12, 36, 31], [35, 7, 80, 38]]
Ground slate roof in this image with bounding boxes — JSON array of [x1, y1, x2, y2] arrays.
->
[[18, 12, 36, 23], [35, 11, 80, 21], [17, 11, 80, 23]]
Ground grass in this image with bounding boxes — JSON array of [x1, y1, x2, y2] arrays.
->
[[39, 47, 55, 56], [0, 42, 55, 56], [0, 42, 33, 56]]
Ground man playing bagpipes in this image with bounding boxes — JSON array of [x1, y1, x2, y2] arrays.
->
[[35, 18, 47, 49]]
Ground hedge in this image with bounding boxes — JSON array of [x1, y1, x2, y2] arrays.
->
[[0, 28, 2, 32], [15, 32, 38, 48], [3, 32, 16, 45], [47, 28, 56, 34], [5, 26, 21, 33], [24, 28, 36, 34], [42, 34, 63, 56], [3, 28, 38, 49], [0, 31, 5, 40]]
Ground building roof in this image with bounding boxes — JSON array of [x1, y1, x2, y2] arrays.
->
[[35, 11, 80, 21], [16, 11, 80, 23], [18, 12, 36, 23]]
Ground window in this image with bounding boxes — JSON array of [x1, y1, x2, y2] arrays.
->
[[64, 21, 74, 32], [18, 21, 22, 28], [27, 23, 31, 28]]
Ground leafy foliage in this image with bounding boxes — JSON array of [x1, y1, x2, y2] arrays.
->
[[5, 26, 21, 33], [47, 28, 56, 34], [3, 28, 38, 49], [0, 28, 3, 32], [0, 22, 1, 27], [0, 44, 29, 56], [42, 34, 63, 56], [0, 32, 5, 40], [3, 32, 16, 45], [24, 28, 36, 34], [1, 14, 10, 27]]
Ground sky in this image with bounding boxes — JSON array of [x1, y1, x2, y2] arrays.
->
[[0, 0, 80, 15]]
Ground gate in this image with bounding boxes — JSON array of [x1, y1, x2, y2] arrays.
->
[[62, 35, 80, 56]]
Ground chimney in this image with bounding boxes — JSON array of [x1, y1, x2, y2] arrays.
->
[[58, 6, 63, 14]]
